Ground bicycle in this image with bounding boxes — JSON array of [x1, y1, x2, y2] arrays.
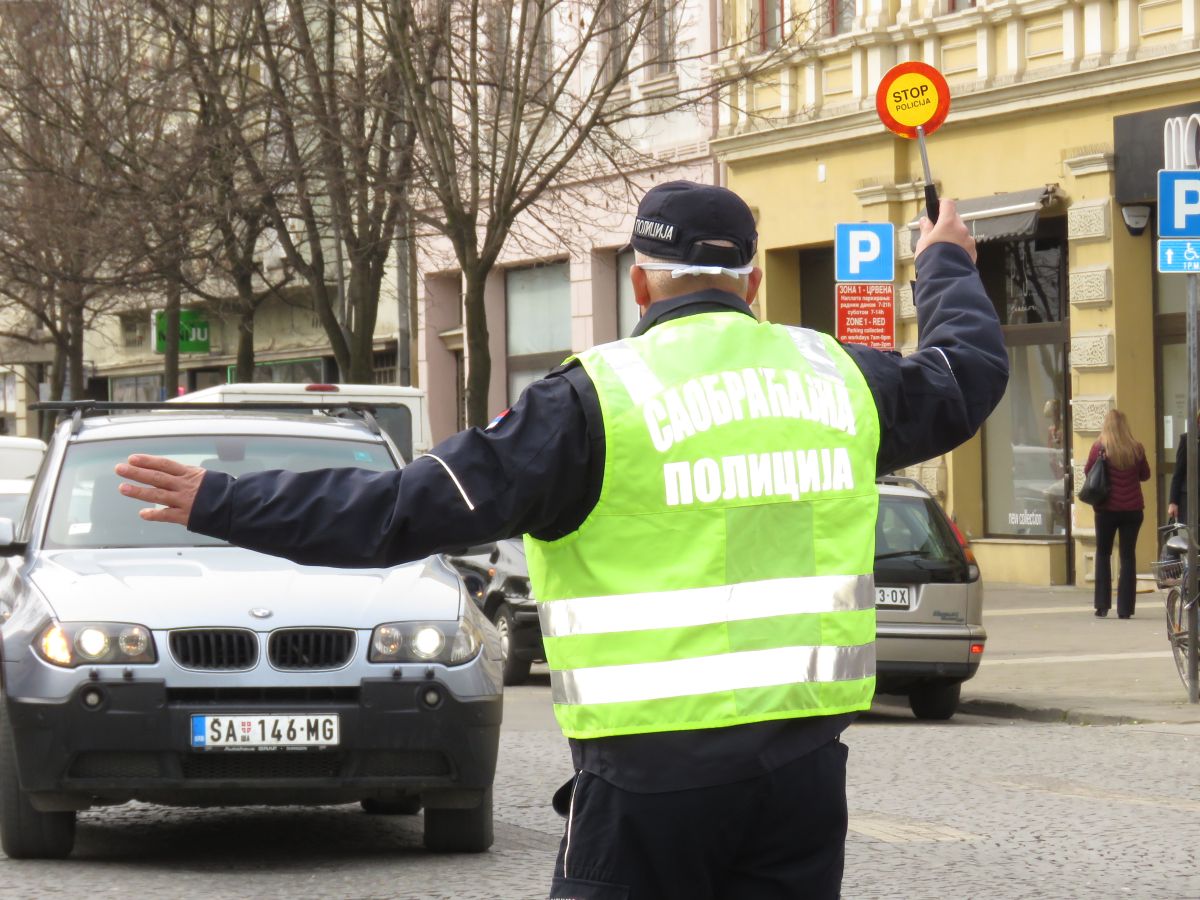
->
[[1152, 521, 1195, 689]]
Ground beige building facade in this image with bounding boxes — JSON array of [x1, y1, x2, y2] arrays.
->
[[713, 0, 1200, 584]]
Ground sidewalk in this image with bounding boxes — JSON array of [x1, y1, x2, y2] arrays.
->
[[957, 581, 1200, 725]]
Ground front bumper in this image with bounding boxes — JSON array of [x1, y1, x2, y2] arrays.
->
[[510, 603, 545, 662], [5, 676, 502, 811]]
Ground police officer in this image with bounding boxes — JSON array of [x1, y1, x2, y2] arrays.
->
[[117, 182, 1007, 899]]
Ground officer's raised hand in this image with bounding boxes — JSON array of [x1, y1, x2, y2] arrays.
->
[[114, 455, 206, 526], [914, 198, 976, 263]]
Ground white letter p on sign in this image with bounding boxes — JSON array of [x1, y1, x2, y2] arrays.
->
[[1174, 179, 1200, 231], [849, 232, 881, 274]]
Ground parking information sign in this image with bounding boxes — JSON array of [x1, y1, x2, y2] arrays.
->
[[1158, 170, 1200, 273], [836, 283, 895, 349], [835, 223, 895, 283]]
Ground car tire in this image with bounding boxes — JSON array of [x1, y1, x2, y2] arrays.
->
[[361, 797, 422, 815], [491, 603, 532, 687], [908, 682, 961, 721], [423, 786, 494, 853], [0, 704, 75, 859]]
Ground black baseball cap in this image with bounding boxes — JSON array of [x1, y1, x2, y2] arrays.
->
[[630, 181, 757, 268]]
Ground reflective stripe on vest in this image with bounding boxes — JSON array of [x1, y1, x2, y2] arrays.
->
[[525, 311, 881, 740], [550, 642, 876, 706]]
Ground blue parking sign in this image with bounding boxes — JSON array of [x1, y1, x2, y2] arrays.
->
[[1158, 170, 1200, 238], [835, 223, 895, 283]]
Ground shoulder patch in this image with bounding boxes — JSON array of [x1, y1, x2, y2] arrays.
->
[[485, 408, 511, 431]]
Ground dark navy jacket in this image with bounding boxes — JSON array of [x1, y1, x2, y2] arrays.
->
[[190, 242, 1008, 791]]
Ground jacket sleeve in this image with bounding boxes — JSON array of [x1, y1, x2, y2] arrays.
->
[[1084, 441, 1100, 475], [842, 242, 1010, 474], [186, 372, 596, 568], [1138, 447, 1151, 482]]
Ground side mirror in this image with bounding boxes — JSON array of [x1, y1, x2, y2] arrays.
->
[[0, 518, 25, 557]]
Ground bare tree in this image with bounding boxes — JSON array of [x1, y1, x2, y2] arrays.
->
[[150, 0, 418, 383], [382, 0, 789, 425], [0, 0, 149, 402]]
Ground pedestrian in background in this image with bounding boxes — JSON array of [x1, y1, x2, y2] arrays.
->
[[114, 185, 1008, 899], [1166, 412, 1199, 523], [1085, 409, 1150, 619]]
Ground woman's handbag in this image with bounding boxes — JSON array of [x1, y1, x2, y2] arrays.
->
[[1078, 449, 1110, 506]]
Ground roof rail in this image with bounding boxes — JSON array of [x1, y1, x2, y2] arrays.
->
[[876, 473, 930, 494], [30, 400, 384, 435]]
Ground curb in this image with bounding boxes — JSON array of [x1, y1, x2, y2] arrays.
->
[[959, 697, 1160, 727]]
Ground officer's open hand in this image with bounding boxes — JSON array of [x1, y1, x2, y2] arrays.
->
[[914, 198, 977, 264], [114, 455, 207, 527]]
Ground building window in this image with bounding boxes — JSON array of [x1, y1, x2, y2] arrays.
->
[[599, 0, 627, 83], [645, 0, 673, 76], [756, 0, 783, 49], [828, 0, 854, 35], [616, 249, 640, 338], [505, 262, 571, 403], [120, 313, 149, 350], [947, 0, 976, 10], [373, 349, 397, 385], [979, 219, 1069, 538], [111, 373, 164, 403]]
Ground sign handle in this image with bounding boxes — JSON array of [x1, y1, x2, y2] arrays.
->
[[917, 125, 939, 224]]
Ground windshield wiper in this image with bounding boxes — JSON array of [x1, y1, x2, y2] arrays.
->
[[874, 549, 931, 560]]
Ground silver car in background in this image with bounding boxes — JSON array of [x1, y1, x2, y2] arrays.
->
[[873, 476, 986, 720], [0, 405, 502, 858]]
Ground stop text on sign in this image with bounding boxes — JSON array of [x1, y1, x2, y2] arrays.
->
[[836, 283, 895, 350]]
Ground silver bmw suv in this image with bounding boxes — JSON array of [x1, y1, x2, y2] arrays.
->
[[0, 405, 503, 858]]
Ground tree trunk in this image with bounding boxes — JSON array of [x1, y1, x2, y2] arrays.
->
[[236, 309, 256, 382], [163, 274, 181, 398], [235, 273, 257, 382], [463, 272, 491, 428], [344, 258, 382, 383], [66, 294, 85, 401]]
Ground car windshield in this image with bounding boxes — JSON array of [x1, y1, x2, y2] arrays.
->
[[44, 434, 396, 550], [875, 495, 960, 562]]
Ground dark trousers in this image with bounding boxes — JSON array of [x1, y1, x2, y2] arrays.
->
[[1094, 509, 1144, 617], [548, 738, 848, 900]]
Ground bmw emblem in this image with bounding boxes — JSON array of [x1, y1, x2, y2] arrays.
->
[[249, 608, 273, 619]]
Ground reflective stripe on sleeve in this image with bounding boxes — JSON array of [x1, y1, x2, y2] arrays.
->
[[550, 642, 876, 706], [588, 341, 663, 406], [784, 327, 844, 383], [537, 574, 873, 638]]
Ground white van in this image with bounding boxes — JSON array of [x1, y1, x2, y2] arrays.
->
[[0, 436, 47, 479], [172, 383, 431, 462]]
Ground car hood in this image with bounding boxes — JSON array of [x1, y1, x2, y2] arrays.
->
[[30, 548, 462, 629]]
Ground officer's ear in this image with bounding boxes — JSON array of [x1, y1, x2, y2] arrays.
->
[[745, 268, 763, 304], [631, 264, 652, 312]]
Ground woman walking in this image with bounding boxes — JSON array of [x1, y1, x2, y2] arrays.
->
[[1084, 409, 1150, 618]]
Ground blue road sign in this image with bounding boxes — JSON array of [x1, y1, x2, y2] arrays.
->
[[835, 223, 895, 283], [1158, 170, 1200, 238], [1159, 240, 1200, 274]]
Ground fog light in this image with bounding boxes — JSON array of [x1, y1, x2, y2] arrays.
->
[[421, 687, 442, 708], [81, 688, 103, 709]]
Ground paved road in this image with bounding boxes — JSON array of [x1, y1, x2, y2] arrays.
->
[[2, 675, 1197, 899]]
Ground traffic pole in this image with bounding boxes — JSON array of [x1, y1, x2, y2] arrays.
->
[[1189, 270, 1199, 703]]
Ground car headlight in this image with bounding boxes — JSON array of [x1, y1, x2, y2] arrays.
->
[[369, 619, 482, 665], [35, 622, 156, 668]]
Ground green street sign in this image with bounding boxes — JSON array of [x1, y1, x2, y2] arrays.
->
[[154, 309, 210, 354]]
